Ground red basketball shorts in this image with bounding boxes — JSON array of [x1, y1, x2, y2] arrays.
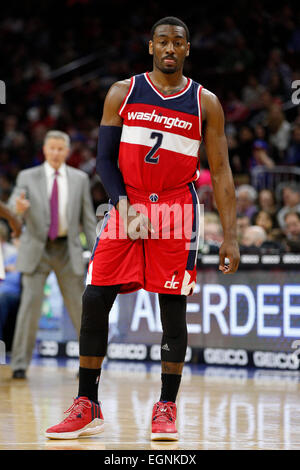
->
[[86, 183, 201, 296]]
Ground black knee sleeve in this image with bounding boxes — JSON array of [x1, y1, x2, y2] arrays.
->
[[159, 293, 187, 363], [79, 284, 119, 357]]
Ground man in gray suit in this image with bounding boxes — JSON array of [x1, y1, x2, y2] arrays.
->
[[9, 130, 97, 378]]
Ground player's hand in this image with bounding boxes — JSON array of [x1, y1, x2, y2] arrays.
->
[[15, 191, 30, 215], [7, 214, 22, 238], [116, 198, 154, 241], [219, 239, 240, 274], [127, 212, 154, 240]]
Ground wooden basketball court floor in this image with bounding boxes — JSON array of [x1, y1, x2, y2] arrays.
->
[[1, 359, 300, 450]]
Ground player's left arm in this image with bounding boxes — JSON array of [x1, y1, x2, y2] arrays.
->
[[0, 201, 22, 238], [201, 89, 240, 274]]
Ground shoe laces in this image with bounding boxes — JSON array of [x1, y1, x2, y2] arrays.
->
[[153, 402, 175, 423], [62, 397, 92, 422]]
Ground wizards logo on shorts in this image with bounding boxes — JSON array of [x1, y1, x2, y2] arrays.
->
[[149, 193, 159, 203]]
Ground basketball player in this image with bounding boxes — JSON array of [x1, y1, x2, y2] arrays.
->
[[46, 16, 240, 441], [0, 202, 22, 239], [0, 202, 22, 280]]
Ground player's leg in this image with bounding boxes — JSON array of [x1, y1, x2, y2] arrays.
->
[[45, 284, 119, 439], [159, 293, 187, 401], [145, 185, 199, 441], [45, 204, 144, 439], [77, 284, 120, 402], [151, 293, 187, 441]]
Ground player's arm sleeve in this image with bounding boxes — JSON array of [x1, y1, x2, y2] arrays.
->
[[96, 125, 127, 206]]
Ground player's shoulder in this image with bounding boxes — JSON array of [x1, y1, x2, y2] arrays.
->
[[200, 87, 223, 120], [107, 78, 132, 101], [111, 78, 132, 91], [201, 87, 219, 103]]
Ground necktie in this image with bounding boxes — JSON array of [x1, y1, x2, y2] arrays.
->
[[48, 170, 59, 240]]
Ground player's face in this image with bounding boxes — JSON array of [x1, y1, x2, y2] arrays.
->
[[43, 137, 69, 170], [149, 25, 190, 74]]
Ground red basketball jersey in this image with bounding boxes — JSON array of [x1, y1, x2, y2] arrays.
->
[[118, 72, 203, 192]]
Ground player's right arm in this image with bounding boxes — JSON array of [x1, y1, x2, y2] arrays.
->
[[97, 80, 153, 239], [97, 79, 130, 205]]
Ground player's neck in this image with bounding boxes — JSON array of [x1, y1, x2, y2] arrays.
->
[[148, 69, 187, 95]]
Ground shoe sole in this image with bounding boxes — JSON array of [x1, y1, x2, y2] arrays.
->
[[151, 432, 178, 441], [45, 419, 104, 440]]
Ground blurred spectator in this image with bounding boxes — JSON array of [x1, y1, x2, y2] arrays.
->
[[79, 148, 96, 177], [67, 139, 87, 168], [1, 116, 20, 149], [253, 123, 268, 141], [284, 124, 300, 166], [260, 48, 292, 98], [0, 175, 14, 203], [0, 221, 17, 259], [223, 91, 250, 124], [227, 138, 242, 174], [90, 177, 107, 213], [219, 34, 254, 72], [277, 183, 300, 228], [240, 223, 283, 254], [267, 72, 288, 101], [202, 213, 223, 254], [236, 184, 257, 219], [249, 89, 277, 128], [236, 126, 254, 164], [257, 189, 278, 216], [266, 103, 291, 160], [252, 210, 282, 243], [283, 211, 300, 252], [0, 238, 21, 341], [287, 26, 300, 53], [192, 23, 218, 51], [249, 140, 275, 169], [26, 63, 54, 103], [236, 215, 251, 244], [0, 202, 22, 240], [218, 16, 241, 47], [241, 74, 265, 111], [240, 225, 267, 253]]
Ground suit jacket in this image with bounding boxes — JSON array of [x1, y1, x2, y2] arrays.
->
[[9, 164, 97, 275]]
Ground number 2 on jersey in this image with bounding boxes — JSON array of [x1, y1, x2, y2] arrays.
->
[[144, 131, 163, 164]]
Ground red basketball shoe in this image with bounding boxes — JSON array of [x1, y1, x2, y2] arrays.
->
[[45, 396, 104, 439], [151, 401, 178, 441]]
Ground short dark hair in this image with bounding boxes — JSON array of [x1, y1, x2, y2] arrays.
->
[[151, 16, 190, 42], [282, 182, 300, 194]]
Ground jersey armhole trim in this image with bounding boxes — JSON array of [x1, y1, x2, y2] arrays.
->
[[118, 76, 135, 117], [197, 85, 203, 141]]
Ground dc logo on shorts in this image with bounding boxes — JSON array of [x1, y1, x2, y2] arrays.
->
[[149, 193, 159, 202]]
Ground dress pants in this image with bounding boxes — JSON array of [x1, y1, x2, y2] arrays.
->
[[11, 239, 84, 371]]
